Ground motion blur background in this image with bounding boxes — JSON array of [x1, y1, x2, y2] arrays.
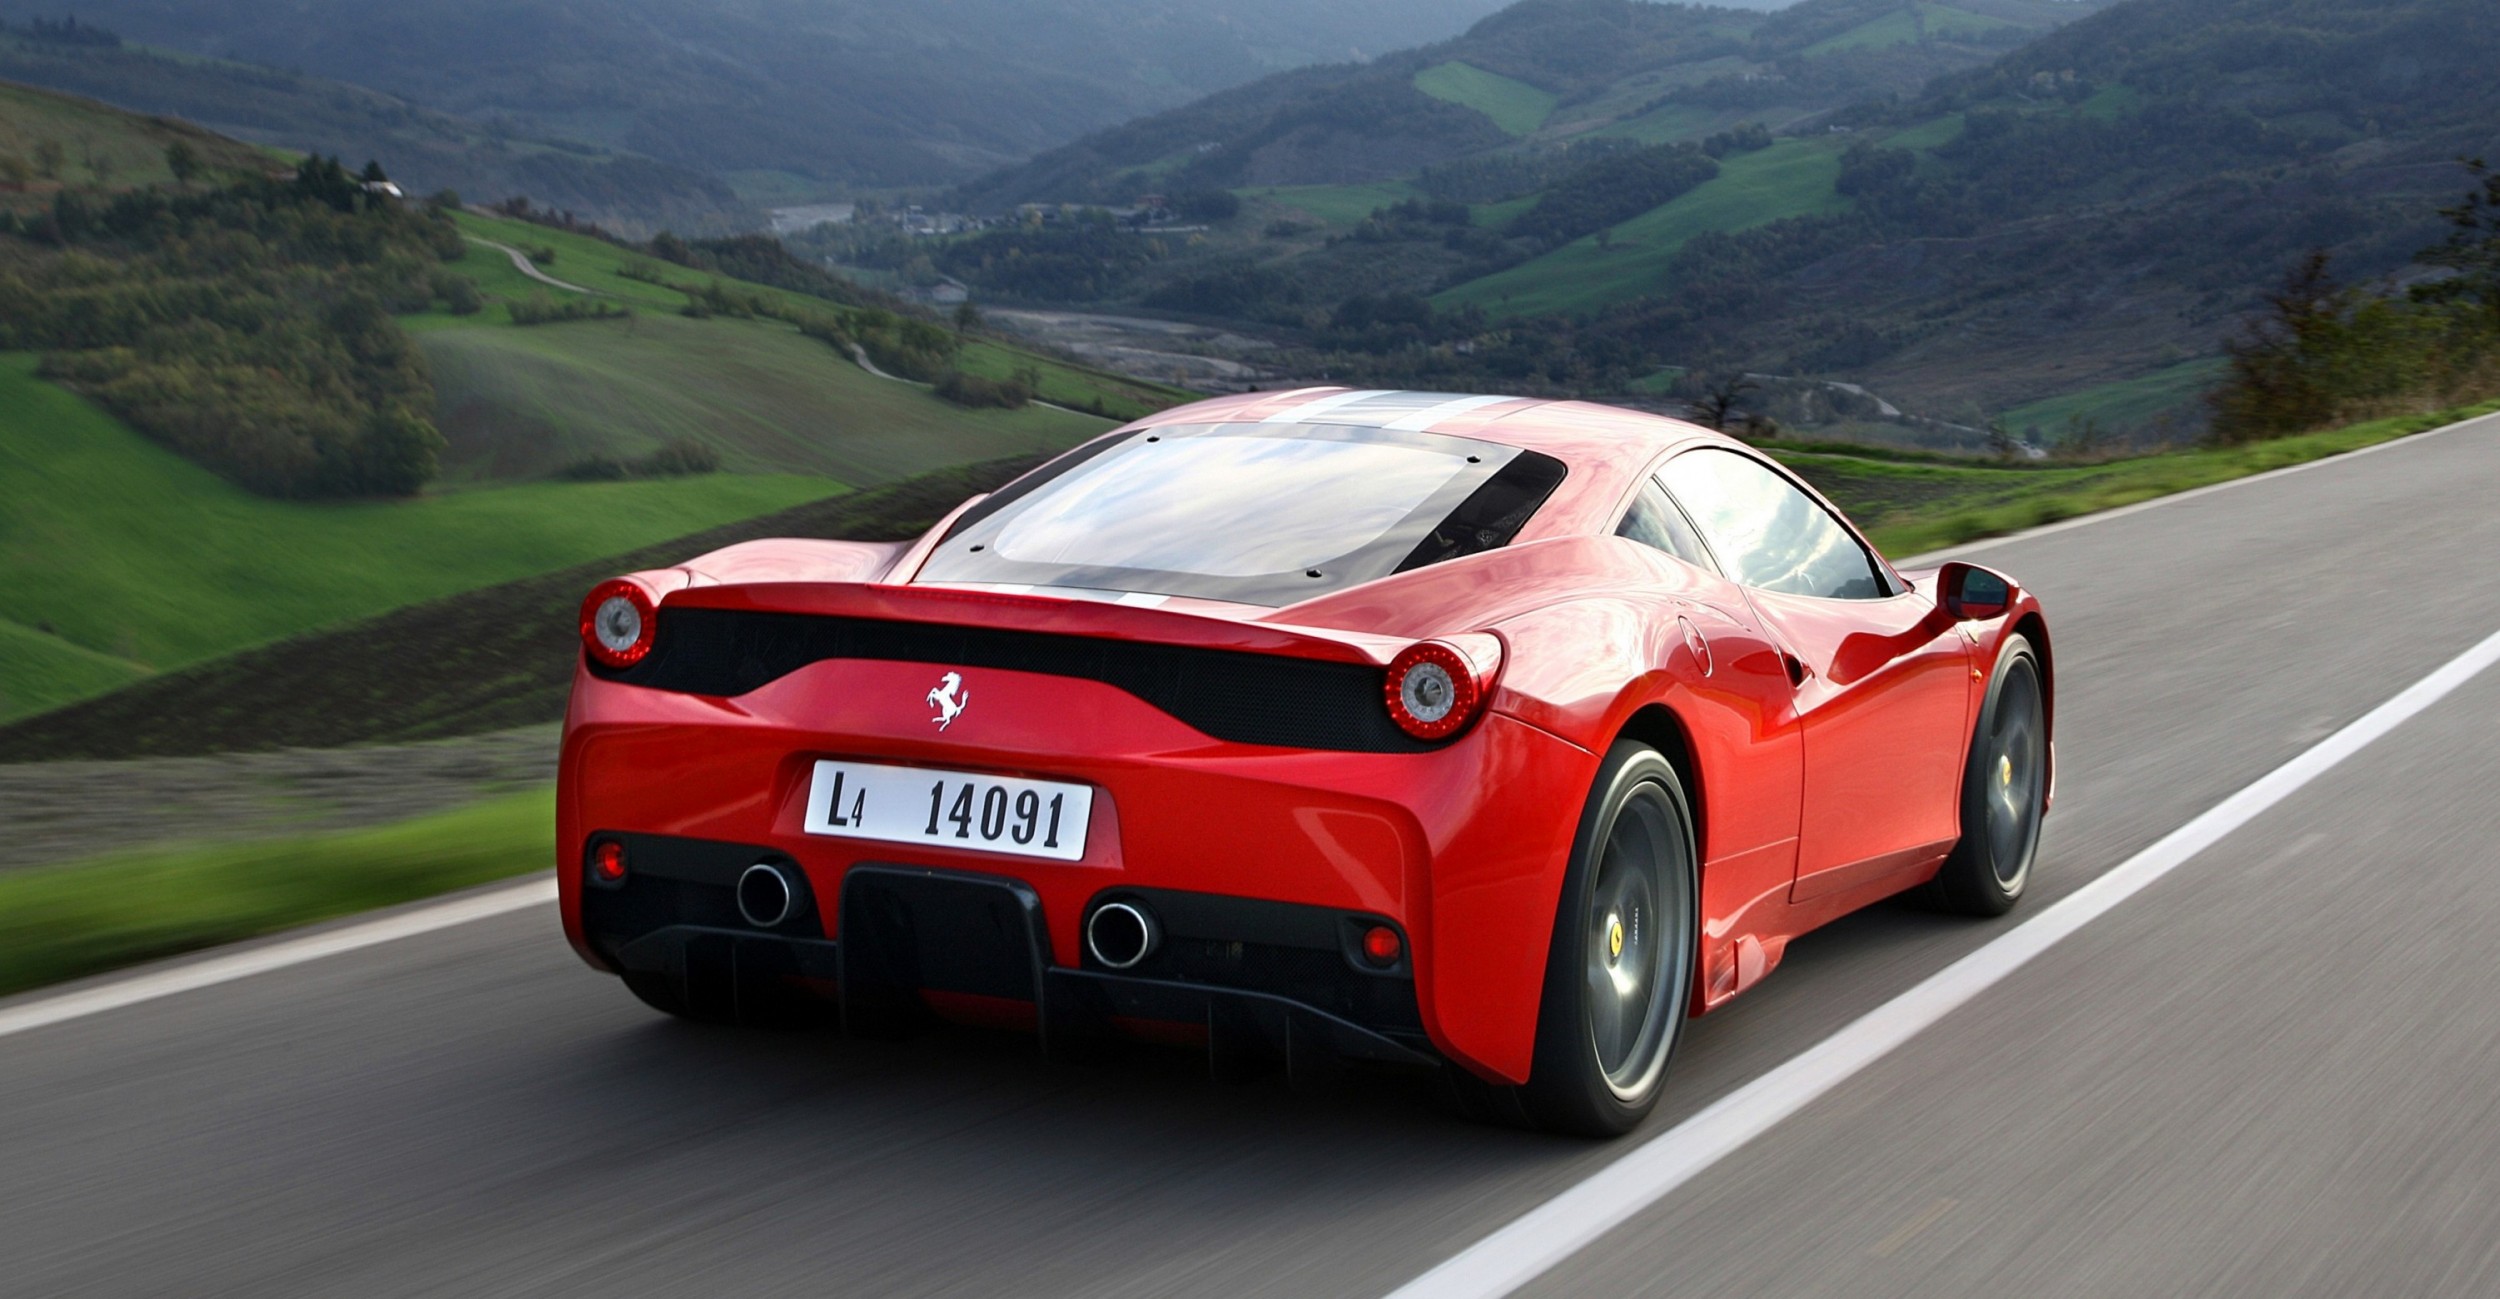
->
[[2, 0, 2498, 1293]]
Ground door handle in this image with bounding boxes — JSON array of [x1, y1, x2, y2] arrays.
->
[[1782, 652, 1811, 686]]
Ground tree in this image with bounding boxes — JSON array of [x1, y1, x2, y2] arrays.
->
[[951, 300, 982, 336], [164, 141, 201, 187], [32, 139, 64, 181], [361, 159, 390, 185], [1689, 372, 1758, 431], [2415, 157, 2500, 327]]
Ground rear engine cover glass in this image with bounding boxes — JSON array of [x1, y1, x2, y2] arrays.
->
[[920, 423, 1565, 605]]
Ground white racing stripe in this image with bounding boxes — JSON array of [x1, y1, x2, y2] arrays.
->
[[0, 876, 556, 1041], [1387, 624, 2500, 1299], [1262, 388, 1392, 424]]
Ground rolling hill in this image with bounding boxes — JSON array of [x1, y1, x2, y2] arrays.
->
[[0, 23, 751, 234], [1, 0, 1524, 192], [0, 89, 1158, 724], [909, 0, 2499, 442], [958, 0, 2114, 205]]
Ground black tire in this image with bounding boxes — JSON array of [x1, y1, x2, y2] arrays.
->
[[1922, 634, 2048, 917], [1501, 741, 1699, 1137]]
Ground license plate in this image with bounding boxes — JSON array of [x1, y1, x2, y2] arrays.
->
[[802, 760, 1094, 863]]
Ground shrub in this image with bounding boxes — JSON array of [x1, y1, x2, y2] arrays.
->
[[933, 368, 1035, 409]]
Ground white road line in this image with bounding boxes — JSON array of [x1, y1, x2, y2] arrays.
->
[[0, 877, 556, 1041], [1904, 408, 2498, 565], [1387, 623, 2500, 1299]]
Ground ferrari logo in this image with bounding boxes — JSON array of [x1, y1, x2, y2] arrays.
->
[[1608, 918, 1625, 962], [926, 671, 970, 730]]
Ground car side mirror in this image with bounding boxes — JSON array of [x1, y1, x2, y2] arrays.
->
[[1939, 562, 2015, 621]]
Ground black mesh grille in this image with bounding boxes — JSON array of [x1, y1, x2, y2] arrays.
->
[[593, 608, 1436, 753]]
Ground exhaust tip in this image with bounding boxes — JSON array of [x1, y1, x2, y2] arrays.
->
[[737, 862, 798, 929], [1086, 900, 1160, 970]]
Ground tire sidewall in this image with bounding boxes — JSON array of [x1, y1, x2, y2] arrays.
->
[[1949, 634, 2044, 912], [1526, 741, 1698, 1136]]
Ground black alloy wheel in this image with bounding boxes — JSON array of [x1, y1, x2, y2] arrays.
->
[[1504, 741, 1699, 1137], [1923, 633, 2047, 916]]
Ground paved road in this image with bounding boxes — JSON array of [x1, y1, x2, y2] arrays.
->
[[5, 415, 2498, 1297]]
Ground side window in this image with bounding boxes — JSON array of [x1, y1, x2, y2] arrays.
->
[[1657, 449, 1887, 600], [1615, 479, 1715, 570]]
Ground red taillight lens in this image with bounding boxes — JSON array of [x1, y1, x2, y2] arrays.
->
[[592, 841, 627, 883], [1361, 925, 1403, 966], [1384, 640, 1486, 741], [579, 578, 657, 669]]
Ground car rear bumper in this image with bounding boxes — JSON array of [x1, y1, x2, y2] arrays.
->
[[584, 842, 1441, 1073], [557, 657, 1597, 1082]]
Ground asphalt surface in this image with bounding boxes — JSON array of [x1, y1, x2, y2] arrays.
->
[[5, 413, 2498, 1297]]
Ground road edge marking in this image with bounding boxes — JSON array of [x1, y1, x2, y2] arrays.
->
[[0, 876, 557, 1041], [1386, 624, 2500, 1299], [1899, 408, 2499, 566]]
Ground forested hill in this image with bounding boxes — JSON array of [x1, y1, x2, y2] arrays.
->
[[0, 0, 1521, 188], [883, 0, 2499, 441], [958, 0, 2117, 207], [0, 24, 750, 235]]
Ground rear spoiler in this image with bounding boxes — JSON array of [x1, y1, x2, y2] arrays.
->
[[658, 578, 1406, 669]]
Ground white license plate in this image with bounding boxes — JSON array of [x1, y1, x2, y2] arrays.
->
[[802, 760, 1094, 863]]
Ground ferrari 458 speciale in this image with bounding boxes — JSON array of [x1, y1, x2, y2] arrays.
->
[[559, 389, 2052, 1135]]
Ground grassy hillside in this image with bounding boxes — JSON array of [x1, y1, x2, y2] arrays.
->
[[960, 0, 2111, 206], [25, 0, 1511, 190], [0, 36, 744, 234], [0, 459, 1043, 760], [0, 353, 841, 721], [0, 76, 273, 206], [1439, 137, 1851, 316], [444, 210, 1181, 422], [420, 310, 1103, 484], [1413, 61, 1557, 136]]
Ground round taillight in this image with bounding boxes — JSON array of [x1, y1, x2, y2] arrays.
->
[[1361, 925, 1403, 966], [579, 579, 657, 669], [1384, 641, 1482, 740], [592, 841, 627, 883]]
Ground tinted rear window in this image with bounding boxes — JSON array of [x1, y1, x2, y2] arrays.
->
[[919, 423, 1565, 605]]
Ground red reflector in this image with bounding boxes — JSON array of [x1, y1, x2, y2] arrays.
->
[[1362, 925, 1402, 965], [593, 841, 627, 882]]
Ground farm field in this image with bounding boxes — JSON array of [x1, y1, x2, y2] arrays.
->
[[0, 354, 841, 721], [443, 211, 1182, 420], [420, 311, 1103, 484], [1439, 138, 1851, 317], [1239, 180, 1425, 228], [1412, 60, 1556, 136], [2000, 357, 2231, 443]]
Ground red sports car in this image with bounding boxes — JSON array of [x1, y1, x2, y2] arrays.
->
[[558, 389, 2052, 1135]]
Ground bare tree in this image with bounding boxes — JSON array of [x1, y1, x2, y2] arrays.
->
[[1689, 372, 1759, 431]]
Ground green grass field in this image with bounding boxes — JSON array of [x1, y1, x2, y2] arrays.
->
[[0, 787, 552, 998], [0, 353, 843, 720], [1804, 3, 2023, 57], [0, 78, 273, 208], [421, 311, 1105, 484], [441, 212, 1182, 420], [1413, 61, 1558, 137], [1883, 113, 1968, 153], [1439, 138, 1850, 317], [1782, 397, 2500, 557], [1596, 101, 1724, 145], [2000, 358, 2231, 443]]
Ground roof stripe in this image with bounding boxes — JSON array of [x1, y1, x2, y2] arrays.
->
[[1380, 393, 1515, 431], [1261, 388, 1395, 424]]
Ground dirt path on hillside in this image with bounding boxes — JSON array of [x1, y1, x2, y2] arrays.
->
[[464, 236, 599, 294]]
